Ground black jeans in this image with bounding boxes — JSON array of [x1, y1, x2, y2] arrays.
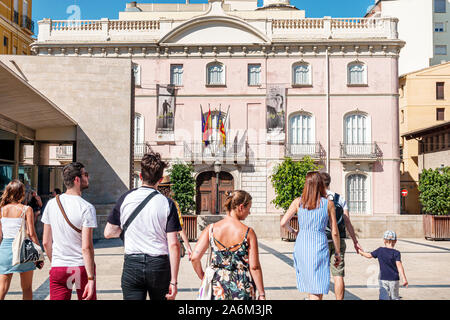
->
[[121, 254, 171, 300]]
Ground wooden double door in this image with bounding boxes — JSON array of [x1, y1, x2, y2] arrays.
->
[[196, 171, 234, 214]]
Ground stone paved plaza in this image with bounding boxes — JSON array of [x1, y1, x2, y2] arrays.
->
[[4, 238, 450, 300]]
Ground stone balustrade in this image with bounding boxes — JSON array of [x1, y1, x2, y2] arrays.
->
[[271, 17, 398, 40], [36, 16, 399, 44]]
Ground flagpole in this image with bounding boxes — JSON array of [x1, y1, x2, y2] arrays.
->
[[224, 105, 230, 146]]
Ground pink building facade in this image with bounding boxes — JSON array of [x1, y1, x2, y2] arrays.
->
[[33, 0, 407, 235]]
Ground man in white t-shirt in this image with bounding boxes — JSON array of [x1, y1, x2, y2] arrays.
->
[[104, 152, 181, 300], [42, 162, 97, 300], [320, 172, 362, 301]]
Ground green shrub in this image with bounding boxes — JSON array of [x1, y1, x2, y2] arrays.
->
[[418, 167, 450, 215], [169, 162, 196, 215], [270, 156, 321, 212]]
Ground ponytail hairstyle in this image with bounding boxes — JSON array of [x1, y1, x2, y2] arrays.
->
[[0, 179, 25, 208], [223, 190, 252, 213]]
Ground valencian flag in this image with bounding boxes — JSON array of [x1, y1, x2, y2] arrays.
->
[[203, 106, 212, 146]]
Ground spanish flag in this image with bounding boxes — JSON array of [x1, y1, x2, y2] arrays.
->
[[219, 112, 226, 146]]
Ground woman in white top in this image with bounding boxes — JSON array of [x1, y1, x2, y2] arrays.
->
[[0, 180, 43, 300]]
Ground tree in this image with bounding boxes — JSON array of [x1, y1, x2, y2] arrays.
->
[[270, 156, 321, 211], [169, 162, 196, 215], [418, 166, 450, 215]]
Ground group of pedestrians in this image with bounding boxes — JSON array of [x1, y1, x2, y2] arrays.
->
[[281, 171, 408, 300], [0, 152, 407, 301]]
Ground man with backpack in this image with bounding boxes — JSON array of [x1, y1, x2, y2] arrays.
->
[[320, 172, 363, 300], [103, 152, 181, 300]]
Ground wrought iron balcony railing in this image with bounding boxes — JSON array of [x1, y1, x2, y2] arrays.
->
[[22, 15, 34, 33], [340, 142, 382, 159], [285, 142, 325, 159], [184, 141, 247, 162]]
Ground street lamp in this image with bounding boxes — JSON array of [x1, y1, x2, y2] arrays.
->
[[214, 160, 222, 214]]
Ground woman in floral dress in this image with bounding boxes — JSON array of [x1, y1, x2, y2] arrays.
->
[[191, 190, 266, 300]]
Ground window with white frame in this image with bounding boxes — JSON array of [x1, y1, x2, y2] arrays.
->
[[346, 174, 368, 214], [248, 64, 261, 86], [133, 64, 141, 87], [289, 113, 315, 155], [22, 0, 28, 26], [435, 0, 446, 13], [292, 62, 311, 86], [435, 22, 445, 32], [133, 174, 142, 188], [435, 45, 447, 55], [345, 113, 369, 145], [170, 64, 183, 86], [347, 62, 367, 85], [206, 62, 225, 86], [134, 113, 144, 145], [344, 113, 371, 155]]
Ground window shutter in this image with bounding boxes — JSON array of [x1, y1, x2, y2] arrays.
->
[[436, 82, 445, 100]]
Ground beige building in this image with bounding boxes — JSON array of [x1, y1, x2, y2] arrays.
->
[[0, 0, 34, 55], [399, 62, 450, 214], [403, 121, 450, 172]]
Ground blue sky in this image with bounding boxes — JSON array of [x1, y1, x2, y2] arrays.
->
[[33, 0, 375, 22]]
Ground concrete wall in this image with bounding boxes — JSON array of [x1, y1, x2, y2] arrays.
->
[[419, 149, 450, 170], [0, 55, 133, 208]]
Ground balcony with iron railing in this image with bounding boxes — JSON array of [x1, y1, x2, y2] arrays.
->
[[339, 142, 382, 161], [134, 143, 151, 159], [184, 140, 247, 163], [22, 15, 34, 33], [285, 142, 325, 159]]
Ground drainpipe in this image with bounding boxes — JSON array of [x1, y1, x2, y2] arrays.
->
[[326, 46, 331, 173]]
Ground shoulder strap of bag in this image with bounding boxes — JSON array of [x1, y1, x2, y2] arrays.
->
[[56, 195, 81, 234], [204, 224, 214, 268], [120, 190, 158, 241], [16, 205, 27, 219]]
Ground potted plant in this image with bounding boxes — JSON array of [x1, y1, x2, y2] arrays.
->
[[169, 162, 198, 241], [270, 156, 321, 241], [418, 166, 450, 240]]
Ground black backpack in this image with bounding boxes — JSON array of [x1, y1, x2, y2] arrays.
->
[[326, 193, 346, 240]]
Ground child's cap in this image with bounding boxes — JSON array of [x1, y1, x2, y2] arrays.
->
[[383, 230, 397, 241]]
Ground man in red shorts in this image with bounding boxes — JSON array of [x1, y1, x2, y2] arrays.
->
[[42, 162, 97, 300]]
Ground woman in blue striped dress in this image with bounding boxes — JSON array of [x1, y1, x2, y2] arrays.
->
[[281, 172, 341, 300]]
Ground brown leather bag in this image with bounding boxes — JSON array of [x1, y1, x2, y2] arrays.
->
[[56, 195, 81, 233]]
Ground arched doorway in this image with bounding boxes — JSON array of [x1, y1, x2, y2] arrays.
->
[[196, 171, 234, 215]]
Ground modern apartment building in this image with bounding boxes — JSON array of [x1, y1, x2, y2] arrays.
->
[[0, 0, 34, 55], [399, 62, 450, 214], [366, 0, 450, 75]]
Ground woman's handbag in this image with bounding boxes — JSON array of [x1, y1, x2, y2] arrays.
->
[[197, 225, 215, 300], [12, 206, 45, 266]]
